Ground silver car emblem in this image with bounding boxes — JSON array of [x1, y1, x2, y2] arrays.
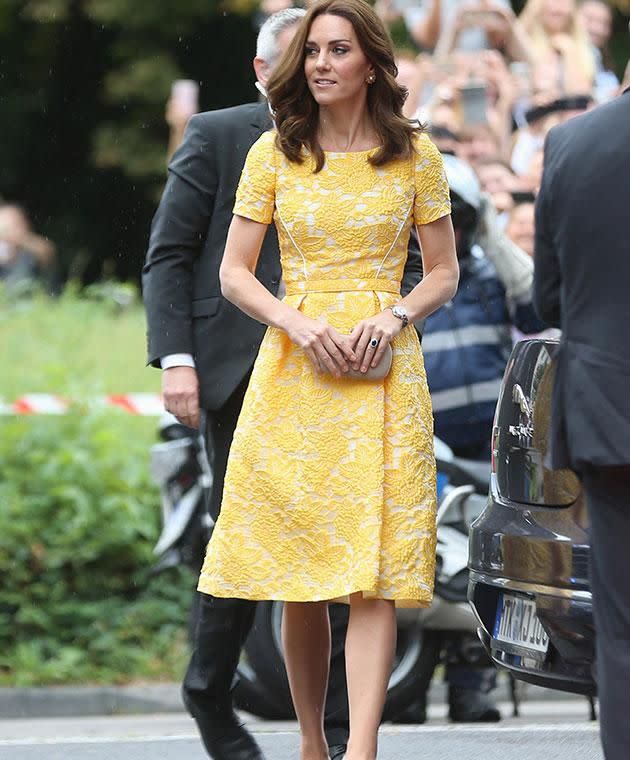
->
[[509, 383, 534, 444]]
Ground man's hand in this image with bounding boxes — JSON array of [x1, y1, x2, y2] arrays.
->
[[162, 366, 200, 429]]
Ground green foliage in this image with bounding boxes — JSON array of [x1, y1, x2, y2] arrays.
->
[[0, 411, 194, 686], [0, 287, 193, 685]]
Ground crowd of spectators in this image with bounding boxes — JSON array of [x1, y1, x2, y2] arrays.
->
[[384, 0, 628, 261], [161, 0, 628, 369], [249, 0, 628, 302]]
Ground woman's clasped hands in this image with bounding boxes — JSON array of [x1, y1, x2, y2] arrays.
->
[[284, 308, 404, 378], [350, 309, 404, 373]]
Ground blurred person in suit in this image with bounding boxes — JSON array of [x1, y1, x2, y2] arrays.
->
[[534, 83, 630, 760], [143, 7, 425, 759]]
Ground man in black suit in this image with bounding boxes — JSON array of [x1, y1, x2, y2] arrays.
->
[[533, 86, 630, 760], [143, 9, 424, 759]]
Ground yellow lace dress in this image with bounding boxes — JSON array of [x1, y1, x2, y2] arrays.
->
[[198, 130, 451, 607]]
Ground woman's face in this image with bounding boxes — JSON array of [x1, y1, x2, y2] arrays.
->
[[304, 14, 373, 109], [456, 126, 499, 167], [506, 203, 536, 257], [476, 163, 515, 195], [580, 0, 612, 48], [541, 0, 575, 36]]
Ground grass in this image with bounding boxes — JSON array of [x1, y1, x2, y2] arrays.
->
[[0, 284, 160, 402]]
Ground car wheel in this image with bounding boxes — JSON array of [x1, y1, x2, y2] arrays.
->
[[239, 601, 295, 718], [382, 628, 441, 721], [239, 601, 442, 721], [233, 658, 293, 720]]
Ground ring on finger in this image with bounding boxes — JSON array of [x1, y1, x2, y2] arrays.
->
[[369, 337, 379, 349]]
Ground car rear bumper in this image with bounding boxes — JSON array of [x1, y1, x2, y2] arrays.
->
[[468, 570, 595, 695], [468, 497, 595, 695]]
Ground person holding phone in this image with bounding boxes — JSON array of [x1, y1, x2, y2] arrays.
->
[[0, 203, 56, 292], [432, 0, 535, 63], [406, 0, 530, 59], [516, 0, 595, 94]]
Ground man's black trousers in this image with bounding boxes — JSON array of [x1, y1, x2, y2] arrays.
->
[[182, 374, 350, 748], [582, 465, 630, 760]]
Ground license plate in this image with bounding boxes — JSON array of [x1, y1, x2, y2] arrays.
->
[[493, 593, 549, 656]]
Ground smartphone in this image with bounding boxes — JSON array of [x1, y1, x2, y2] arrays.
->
[[460, 81, 488, 126], [171, 79, 199, 113], [509, 61, 531, 99], [468, 9, 502, 23], [434, 60, 458, 77]]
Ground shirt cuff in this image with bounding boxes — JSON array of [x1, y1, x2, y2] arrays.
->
[[160, 353, 196, 370]]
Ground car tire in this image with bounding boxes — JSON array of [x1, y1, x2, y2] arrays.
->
[[382, 628, 441, 721], [239, 601, 295, 718], [237, 600, 442, 721], [233, 659, 293, 720]]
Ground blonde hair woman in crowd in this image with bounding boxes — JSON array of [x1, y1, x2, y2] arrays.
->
[[517, 0, 595, 92]]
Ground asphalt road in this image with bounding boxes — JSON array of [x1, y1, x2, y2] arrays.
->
[[0, 700, 604, 760]]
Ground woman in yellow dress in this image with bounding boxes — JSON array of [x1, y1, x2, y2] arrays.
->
[[198, 0, 458, 757]]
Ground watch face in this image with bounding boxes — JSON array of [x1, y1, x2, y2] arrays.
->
[[391, 305, 408, 325]]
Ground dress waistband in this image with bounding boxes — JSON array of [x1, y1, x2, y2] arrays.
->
[[284, 278, 400, 296]]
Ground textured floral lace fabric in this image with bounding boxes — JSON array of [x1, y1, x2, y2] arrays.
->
[[198, 130, 451, 608]]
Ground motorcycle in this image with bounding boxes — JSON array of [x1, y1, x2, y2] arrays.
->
[[149, 414, 489, 720]]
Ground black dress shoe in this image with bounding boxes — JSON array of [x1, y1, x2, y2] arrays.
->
[[448, 687, 501, 723], [195, 708, 266, 760], [391, 694, 427, 724], [328, 744, 347, 760]]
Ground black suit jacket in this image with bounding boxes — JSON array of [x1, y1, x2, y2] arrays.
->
[[143, 101, 423, 411], [533, 90, 630, 469]]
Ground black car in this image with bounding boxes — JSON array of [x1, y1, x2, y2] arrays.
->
[[468, 338, 596, 695]]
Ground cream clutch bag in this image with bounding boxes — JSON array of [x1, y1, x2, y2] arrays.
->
[[344, 343, 392, 381]]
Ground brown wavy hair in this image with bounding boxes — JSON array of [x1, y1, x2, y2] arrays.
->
[[266, 0, 424, 172]]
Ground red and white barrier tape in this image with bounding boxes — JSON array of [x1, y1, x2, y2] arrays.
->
[[0, 393, 165, 416]]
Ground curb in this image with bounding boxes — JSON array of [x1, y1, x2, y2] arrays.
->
[[0, 680, 581, 720], [0, 684, 184, 720]]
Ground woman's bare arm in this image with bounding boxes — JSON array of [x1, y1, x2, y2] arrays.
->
[[350, 214, 458, 372], [400, 215, 459, 320], [220, 215, 356, 376]]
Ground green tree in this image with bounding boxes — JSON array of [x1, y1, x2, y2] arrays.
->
[[0, 0, 258, 283]]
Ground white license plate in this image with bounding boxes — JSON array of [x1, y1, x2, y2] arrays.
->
[[493, 593, 549, 655]]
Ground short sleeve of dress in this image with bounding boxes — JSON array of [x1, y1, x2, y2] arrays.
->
[[233, 130, 277, 224], [413, 133, 451, 226]]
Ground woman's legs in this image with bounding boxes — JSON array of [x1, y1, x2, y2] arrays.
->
[[282, 600, 331, 760], [344, 594, 397, 760]]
